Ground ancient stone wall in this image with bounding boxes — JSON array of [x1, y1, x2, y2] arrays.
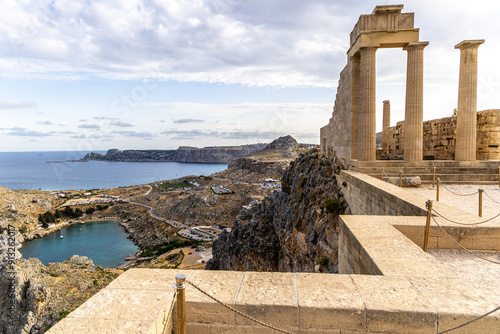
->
[[320, 62, 353, 166], [386, 110, 500, 160]]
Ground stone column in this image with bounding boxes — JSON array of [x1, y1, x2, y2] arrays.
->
[[351, 53, 360, 160], [455, 40, 484, 161], [358, 47, 377, 161], [382, 100, 390, 152], [403, 41, 428, 162]]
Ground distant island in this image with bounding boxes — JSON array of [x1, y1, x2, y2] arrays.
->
[[80, 144, 268, 164]]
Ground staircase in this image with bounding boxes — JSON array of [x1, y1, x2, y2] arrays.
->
[[352, 160, 500, 185]]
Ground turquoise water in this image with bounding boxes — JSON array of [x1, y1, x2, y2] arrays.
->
[[0, 151, 227, 190], [20, 221, 139, 268]]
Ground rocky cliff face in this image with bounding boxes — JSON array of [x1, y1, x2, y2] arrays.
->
[[207, 149, 346, 273], [82, 144, 268, 163]]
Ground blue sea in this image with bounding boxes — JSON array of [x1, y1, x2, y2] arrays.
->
[[20, 221, 139, 268], [0, 151, 227, 191]]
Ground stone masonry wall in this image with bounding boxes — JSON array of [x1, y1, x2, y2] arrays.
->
[[320, 62, 353, 166], [386, 110, 500, 160]]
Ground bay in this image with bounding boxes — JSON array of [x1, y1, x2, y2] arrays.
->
[[0, 151, 227, 190], [20, 221, 139, 268]]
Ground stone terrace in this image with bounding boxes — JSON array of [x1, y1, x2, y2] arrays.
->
[[48, 171, 500, 334]]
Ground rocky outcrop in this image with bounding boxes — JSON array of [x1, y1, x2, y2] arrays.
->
[[215, 136, 301, 182], [81, 144, 268, 164], [207, 149, 346, 273]]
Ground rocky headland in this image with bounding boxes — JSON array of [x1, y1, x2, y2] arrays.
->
[[81, 143, 268, 163], [206, 149, 346, 273]]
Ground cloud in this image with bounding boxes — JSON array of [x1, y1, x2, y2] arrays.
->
[[112, 131, 154, 138], [173, 118, 205, 124], [78, 124, 101, 129], [95, 116, 119, 121], [110, 121, 134, 128], [0, 99, 37, 109], [162, 129, 289, 141], [37, 120, 54, 125], [5, 127, 52, 137]]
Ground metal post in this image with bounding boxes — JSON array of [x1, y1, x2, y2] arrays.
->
[[479, 189, 484, 217], [432, 166, 436, 188], [399, 170, 403, 187], [436, 178, 440, 202], [423, 200, 433, 252], [175, 274, 186, 334], [498, 167, 500, 188], [382, 168, 384, 180]]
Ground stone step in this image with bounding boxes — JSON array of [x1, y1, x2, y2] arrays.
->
[[366, 173, 499, 183], [355, 160, 500, 168], [359, 167, 500, 175]]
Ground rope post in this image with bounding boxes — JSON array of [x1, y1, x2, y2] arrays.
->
[[175, 274, 186, 334], [432, 166, 436, 189], [478, 189, 484, 218], [382, 168, 384, 180], [423, 200, 433, 253], [436, 178, 440, 202], [498, 166, 499, 188], [399, 170, 403, 187]]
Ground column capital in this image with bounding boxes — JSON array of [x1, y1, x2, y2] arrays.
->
[[383, 100, 390, 104], [403, 41, 429, 51], [455, 39, 484, 50], [359, 46, 378, 52]]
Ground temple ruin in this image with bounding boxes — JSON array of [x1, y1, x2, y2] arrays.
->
[[320, 5, 500, 169]]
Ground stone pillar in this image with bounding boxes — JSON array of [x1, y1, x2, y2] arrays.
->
[[358, 47, 377, 161], [403, 41, 428, 162], [455, 40, 484, 161], [351, 53, 360, 160], [382, 100, 390, 152]]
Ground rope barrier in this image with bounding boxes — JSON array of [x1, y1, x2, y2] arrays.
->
[[432, 208, 500, 226], [436, 305, 500, 333], [430, 215, 500, 265], [162, 290, 178, 334], [484, 190, 500, 205], [438, 183, 479, 196], [186, 279, 295, 334]]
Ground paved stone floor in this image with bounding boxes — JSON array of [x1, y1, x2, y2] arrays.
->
[[406, 184, 500, 223]]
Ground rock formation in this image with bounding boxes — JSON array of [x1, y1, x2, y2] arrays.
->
[[81, 144, 268, 164], [207, 149, 346, 273]]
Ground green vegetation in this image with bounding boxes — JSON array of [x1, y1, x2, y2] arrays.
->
[[56, 311, 70, 322], [322, 196, 346, 215], [19, 227, 27, 234], [38, 204, 110, 227], [141, 239, 198, 257], [315, 255, 328, 267], [159, 182, 190, 190]]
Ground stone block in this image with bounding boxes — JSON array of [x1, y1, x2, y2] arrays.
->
[[296, 273, 366, 331], [186, 322, 211, 334], [209, 324, 274, 333]]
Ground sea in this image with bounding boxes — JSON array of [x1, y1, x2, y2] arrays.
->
[[0, 151, 227, 191], [3, 150, 227, 267]]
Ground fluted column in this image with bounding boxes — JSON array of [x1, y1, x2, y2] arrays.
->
[[403, 41, 428, 162], [455, 40, 484, 161], [382, 100, 390, 152], [351, 53, 360, 160], [358, 47, 377, 161]]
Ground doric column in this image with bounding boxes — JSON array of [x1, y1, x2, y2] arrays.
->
[[455, 40, 484, 161], [358, 47, 377, 161], [351, 53, 360, 160], [382, 100, 390, 152], [403, 41, 428, 162]]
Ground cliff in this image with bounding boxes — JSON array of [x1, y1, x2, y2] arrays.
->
[[206, 149, 347, 273], [81, 144, 268, 163]]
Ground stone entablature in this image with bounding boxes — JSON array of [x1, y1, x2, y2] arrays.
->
[[386, 110, 500, 160]]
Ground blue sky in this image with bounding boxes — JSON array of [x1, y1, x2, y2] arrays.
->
[[1, 0, 499, 152]]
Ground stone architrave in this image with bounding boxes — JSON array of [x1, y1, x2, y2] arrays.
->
[[358, 47, 377, 161], [403, 41, 428, 162], [455, 40, 484, 161], [382, 100, 390, 152]]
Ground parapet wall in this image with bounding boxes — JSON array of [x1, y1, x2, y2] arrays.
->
[[387, 109, 500, 160]]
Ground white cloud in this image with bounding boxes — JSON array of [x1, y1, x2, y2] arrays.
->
[[0, 99, 37, 109]]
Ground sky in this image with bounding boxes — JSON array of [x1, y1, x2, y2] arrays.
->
[[0, 0, 499, 152]]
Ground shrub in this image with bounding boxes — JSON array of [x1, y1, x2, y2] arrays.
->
[[322, 197, 346, 215], [315, 255, 328, 267]]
